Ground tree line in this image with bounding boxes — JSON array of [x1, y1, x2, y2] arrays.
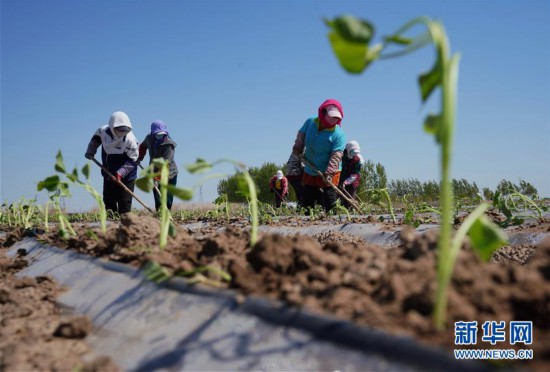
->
[[217, 160, 540, 206]]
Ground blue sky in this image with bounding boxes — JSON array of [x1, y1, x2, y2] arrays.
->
[[2, 0, 549, 212]]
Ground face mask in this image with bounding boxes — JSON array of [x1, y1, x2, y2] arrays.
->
[[114, 127, 130, 137]]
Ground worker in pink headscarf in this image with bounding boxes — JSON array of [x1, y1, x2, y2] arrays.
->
[[291, 99, 346, 213]]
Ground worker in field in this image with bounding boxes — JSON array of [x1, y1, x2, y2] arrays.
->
[[269, 170, 289, 208], [339, 140, 364, 209], [285, 152, 304, 208], [291, 98, 346, 213], [138, 120, 179, 211], [85, 111, 139, 215]]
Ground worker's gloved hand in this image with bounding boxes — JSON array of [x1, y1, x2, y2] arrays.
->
[[85, 153, 94, 160], [138, 146, 146, 162], [153, 175, 160, 181], [324, 173, 333, 185], [112, 173, 122, 182], [343, 174, 357, 186]]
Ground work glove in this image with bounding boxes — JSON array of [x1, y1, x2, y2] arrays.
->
[[112, 173, 122, 182], [324, 173, 333, 185], [343, 174, 357, 186], [85, 153, 94, 160], [138, 145, 146, 162]]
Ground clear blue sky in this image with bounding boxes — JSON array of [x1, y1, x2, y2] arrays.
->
[[2, 0, 549, 212]]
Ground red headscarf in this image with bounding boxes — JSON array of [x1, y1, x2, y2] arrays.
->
[[318, 99, 344, 129]]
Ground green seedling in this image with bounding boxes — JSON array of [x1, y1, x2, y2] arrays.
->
[[402, 196, 422, 228], [0, 198, 39, 229], [52, 151, 107, 233], [493, 190, 546, 227], [176, 265, 232, 282], [85, 229, 99, 242], [213, 194, 230, 220], [142, 261, 172, 283], [257, 201, 276, 223], [20, 199, 38, 230], [331, 202, 351, 221], [186, 158, 259, 247], [325, 15, 506, 328], [136, 158, 193, 250], [364, 188, 396, 223], [37, 176, 76, 239]]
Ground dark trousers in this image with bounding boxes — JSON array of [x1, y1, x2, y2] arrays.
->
[[288, 177, 304, 207], [153, 175, 177, 211], [103, 177, 135, 215], [274, 191, 285, 208], [302, 185, 338, 213]]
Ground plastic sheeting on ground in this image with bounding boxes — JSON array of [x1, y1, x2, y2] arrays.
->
[[8, 238, 489, 371]]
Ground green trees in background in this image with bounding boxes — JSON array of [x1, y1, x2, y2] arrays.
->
[[217, 161, 540, 206], [496, 179, 538, 198], [362, 160, 388, 191], [217, 162, 286, 204]]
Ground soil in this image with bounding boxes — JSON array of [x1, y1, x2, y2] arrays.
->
[[0, 238, 120, 371], [1, 211, 549, 371]]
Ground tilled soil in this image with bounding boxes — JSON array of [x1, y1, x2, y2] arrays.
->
[[0, 237, 119, 372], [1, 212, 549, 371]]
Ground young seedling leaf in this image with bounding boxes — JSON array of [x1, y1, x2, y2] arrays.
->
[[37, 175, 61, 192], [327, 15, 375, 43], [467, 214, 508, 262], [55, 150, 66, 173], [327, 31, 370, 74], [58, 228, 69, 239], [82, 163, 90, 180], [151, 158, 166, 169], [423, 113, 443, 143], [142, 261, 171, 283], [325, 15, 377, 73], [166, 185, 193, 200], [168, 222, 177, 237], [236, 174, 250, 199], [135, 176, 154, 193], [186, 158, 212, 174], [176, 265, 231, 282], [418, 62, 442, 102], [66, 168, 78, 183], [58, 182, 72, 197], [384, 34, 413, 45]]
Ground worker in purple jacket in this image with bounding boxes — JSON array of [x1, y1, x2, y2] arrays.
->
[[138, 120, 179, 211]]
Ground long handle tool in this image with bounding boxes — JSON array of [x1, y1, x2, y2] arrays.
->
[[138, 162, 162, 196], [90, 157, 155, 213], [301, 156, 362, 212]]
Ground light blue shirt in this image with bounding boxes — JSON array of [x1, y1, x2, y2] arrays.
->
[[299, 117, 346, 176]]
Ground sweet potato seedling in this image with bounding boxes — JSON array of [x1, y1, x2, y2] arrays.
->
[[185, 158, 259, 247], [493, 189, 547, 227], [53, 151, 108, 234], [325, 15, 507, 328], [136, 158, 193, 249], [37, 175, 76, 239]]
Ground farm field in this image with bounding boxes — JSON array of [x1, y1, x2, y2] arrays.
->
[[1, 208, 549, 371]]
